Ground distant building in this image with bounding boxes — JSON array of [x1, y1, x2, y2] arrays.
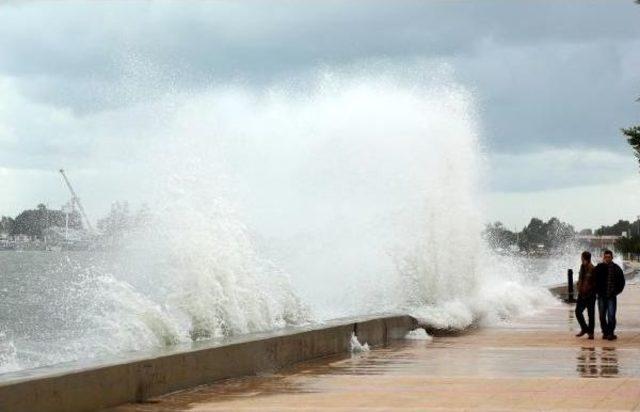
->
[[13, 234, 33, 243], [0, 233, 38, 250], [575, 235, 620, 253], [42, 227, 91, 250], [0, 231, 10, 249]]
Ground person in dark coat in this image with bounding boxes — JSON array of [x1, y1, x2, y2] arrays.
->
[[593, 250, 625, 340], [575, 251, 596, 339]]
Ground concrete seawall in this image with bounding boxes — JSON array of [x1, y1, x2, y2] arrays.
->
[[0, 315, 416, 412]]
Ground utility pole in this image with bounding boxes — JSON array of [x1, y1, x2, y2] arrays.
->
[[59, 169, 94, 233]]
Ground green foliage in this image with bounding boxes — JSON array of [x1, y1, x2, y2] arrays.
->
[[595, 219, 640, 236], [10, 204, 82, 239], [483, 217, 576, 253], [97, 201, 132, 237], [623, 125, 640, 171], [97, 202, 151, 242], [519, 217, 576, 251], [482, 222, 517, 250], [518, 217, 575, 252], [0, 216, 14, 234], [519, 218, 544, 250], [615, 236, 640, 255], [483, 216, 640, 255], [624, 0, 640, 170]]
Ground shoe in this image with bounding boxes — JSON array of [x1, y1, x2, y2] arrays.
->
[[588, 334, 594, 340], [602, 335, 610, 340], [575, 331, 587, 337], [608, 335, 618, 341]]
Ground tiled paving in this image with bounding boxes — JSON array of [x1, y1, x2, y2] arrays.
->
[[111, 279, 640, 411]]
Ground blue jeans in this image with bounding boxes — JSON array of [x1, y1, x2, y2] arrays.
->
[[575, 295, 596, 334], [598, 296, 617, 336]]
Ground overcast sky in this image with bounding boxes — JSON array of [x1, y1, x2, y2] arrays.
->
[[1, 0, 639, 230]]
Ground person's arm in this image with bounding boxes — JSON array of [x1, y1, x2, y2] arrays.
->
[[576, 265, 585, 290], [616, 265, 625, 295]]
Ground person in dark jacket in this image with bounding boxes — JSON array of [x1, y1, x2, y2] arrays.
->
[[593, 250, 625, 340], [575, 251, 596, 339]]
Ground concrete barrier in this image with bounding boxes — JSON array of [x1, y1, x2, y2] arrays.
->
[[549, 265, 638, 299], [0, 315, 417, 412]]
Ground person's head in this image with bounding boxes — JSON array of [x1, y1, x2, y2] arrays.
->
[[581, 251, 592, 265], [603, 250, 613, 264]]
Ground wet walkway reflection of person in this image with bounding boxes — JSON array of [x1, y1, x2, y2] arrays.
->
[[576, 347, 619, 378]]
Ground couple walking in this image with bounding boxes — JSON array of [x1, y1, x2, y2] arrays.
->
[[575, 250, 625, 340]]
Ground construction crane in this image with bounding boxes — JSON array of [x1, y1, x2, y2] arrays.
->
[[59, 169, 94, 233]]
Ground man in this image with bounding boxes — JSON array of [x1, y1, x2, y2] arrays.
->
[[575, 251, 596, 339], [593, 250, 625, 340]]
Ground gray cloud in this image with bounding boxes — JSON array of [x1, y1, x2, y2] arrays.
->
[[3, 1, 638, 78], [1, 0, 640, 219], [488, 149, 638, 192], [1, 1, 638, 155]]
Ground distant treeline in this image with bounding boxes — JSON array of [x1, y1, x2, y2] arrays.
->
[[3, 203, 639, 254], [483, 217, 574, 253], [1, 201, 150, 241], [0, 204, 82, 239], [589, 219, 640, 237], [483, 217, 640, 255]]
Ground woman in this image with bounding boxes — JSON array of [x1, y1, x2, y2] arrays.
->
[[575, 251, 596, 339]]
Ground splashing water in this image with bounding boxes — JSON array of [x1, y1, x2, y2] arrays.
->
[[0, 68, 553, 375], [350, 333, 370, 353], [404, 329, 433, 341], [0, 330, 20, 374]]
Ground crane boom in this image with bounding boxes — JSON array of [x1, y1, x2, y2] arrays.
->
[[59, 169, 94, 232]]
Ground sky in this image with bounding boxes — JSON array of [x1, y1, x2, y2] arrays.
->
[[1, 0, 639, 230]]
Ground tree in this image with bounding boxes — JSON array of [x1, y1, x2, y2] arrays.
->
[[545, 217, 575, 249], [595, 220, 631, 236], [625, 0, 640, 170], [632, 219, 640, 238], [482, 221, 517, 250], [623, 125, 640, 171], [0, 216, 14, 234], [97, 202, 152, 246], [97, 202, 132, 238], [518, 218, 546, 251], [517, 217, 575, 252], [615, 236, 640, 255], [10, 204, 82, 239]]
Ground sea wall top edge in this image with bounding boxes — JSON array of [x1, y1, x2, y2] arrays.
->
[[0, 313, 411, 386]]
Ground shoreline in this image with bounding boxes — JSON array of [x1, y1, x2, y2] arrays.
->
[[1, 266, 637, 411]]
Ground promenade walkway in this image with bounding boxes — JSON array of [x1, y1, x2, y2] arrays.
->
[[113, 279, 640, 411]]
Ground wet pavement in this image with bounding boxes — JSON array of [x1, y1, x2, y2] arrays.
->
[[111, 280, 640, 411]]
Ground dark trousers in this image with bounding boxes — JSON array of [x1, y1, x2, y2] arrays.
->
[[597, 295, 618, 336], [575, 295, 596, 334]]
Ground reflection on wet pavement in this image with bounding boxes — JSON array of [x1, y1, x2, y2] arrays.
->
[[576, 347, 619, 378]]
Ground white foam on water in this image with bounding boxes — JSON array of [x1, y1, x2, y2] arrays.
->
[[0, 330, 21, 374], [404, 329, 433, 341], [350, 333, 370, 353]]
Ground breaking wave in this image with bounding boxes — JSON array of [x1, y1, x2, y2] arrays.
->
[[1, 66, 553, 374]]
